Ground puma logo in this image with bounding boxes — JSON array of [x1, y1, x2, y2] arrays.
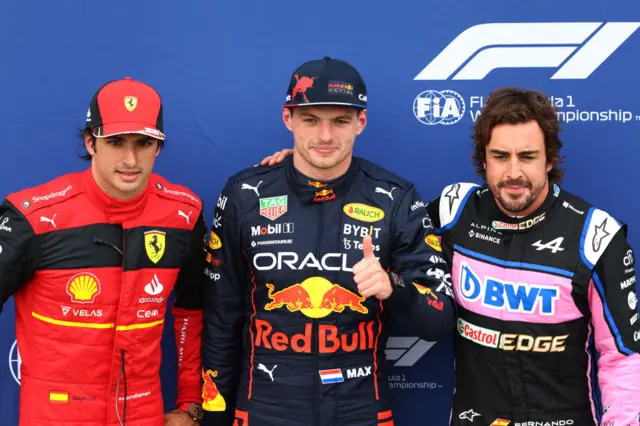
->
[[375, 187, 396, 200], [241, 181, 263, 197], [257, 363, 277, 382], [40, 214, 57, 228], [178, 210, 192, 225]]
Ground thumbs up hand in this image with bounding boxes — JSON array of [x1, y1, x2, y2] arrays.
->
[[352, 235, 393, 300]]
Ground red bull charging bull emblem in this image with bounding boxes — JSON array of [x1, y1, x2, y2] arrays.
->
[[202, 369, 227, 411], [258, 277, 374, 353]]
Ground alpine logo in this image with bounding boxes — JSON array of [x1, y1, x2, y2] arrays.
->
[[414, 22, 640, 80]]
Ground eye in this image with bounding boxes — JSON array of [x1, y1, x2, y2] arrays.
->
[[138, 139, 154, 147], [304, 118, 317, 124], [107, 139, 123, 146], [335, 119, 349, 125]]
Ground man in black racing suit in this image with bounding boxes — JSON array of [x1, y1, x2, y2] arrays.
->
[[200, 57, 456, 426], [427, 88, 640, 426]]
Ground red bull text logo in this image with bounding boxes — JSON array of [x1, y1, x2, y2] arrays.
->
[[314, 188, 336, 202], [412, 282, 444, 311], [255, 319, 375, 353]]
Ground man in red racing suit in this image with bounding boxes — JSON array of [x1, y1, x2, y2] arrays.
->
[[0, 78, 205, 425]]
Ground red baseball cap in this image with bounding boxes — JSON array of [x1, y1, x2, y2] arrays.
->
[[86, 77, 165, 140]]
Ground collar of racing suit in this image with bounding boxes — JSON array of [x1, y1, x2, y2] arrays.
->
[[284, 155, 359, 204], [82, 167, 150, 224], [480, 182, 560, 233]]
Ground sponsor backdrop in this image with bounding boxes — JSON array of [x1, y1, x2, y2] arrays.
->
[[1, 1, 639, 425]]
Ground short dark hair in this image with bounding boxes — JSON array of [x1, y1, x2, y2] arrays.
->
[[78, 128, 164, 161], [472, 87, 565, 183]]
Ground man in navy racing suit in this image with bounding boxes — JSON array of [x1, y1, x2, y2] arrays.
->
[[426, 88, 640, 426], [201, 57, 456, 426]]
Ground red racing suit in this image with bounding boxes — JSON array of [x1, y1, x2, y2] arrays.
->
[[0, 168, 205, 425]]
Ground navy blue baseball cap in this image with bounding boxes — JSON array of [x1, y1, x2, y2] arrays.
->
[[284, 57, 368, 109]]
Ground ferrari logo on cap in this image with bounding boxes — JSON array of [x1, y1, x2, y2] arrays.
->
[[124, 96, 138, 112], [145, 230, 166, 263]]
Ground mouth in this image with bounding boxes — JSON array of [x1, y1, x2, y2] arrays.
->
[[116, 170, 141, 183], [312, 146, 337, 155]]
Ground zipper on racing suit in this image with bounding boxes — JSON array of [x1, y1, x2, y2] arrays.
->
[[94, 233, 128, 425], [314, 202, 325, 426]]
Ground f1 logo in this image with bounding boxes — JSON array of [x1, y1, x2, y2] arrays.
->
[[414, 22, 640, 80]]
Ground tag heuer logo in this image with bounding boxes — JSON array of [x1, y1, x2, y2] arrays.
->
[[259, 195, 288, 221]]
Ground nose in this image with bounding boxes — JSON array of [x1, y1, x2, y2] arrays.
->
[[121, 144, 137, 167], [506, 156, 523, 180], [317, 121, 333, 143]]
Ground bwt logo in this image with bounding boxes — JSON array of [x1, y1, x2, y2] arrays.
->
[[413, 90, 465, 125], [8, 340, 21, 385], [459, 263, 559, 315], [414, 22, 640, 80]]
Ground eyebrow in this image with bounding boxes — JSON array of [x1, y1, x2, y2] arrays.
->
[[299, 113, 353, 120], [488, 149, 539, 156]]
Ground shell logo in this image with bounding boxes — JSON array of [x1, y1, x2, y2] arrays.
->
[[66, 273, 101, 304]]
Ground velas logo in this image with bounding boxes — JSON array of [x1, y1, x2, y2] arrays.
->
[[66, 273, 101, 303], [259, 196, 288, 221], [425, 234, 442, 252], [209, 230, 222, 250], [292, 74, 317, 103], [343, 203, 385, 223], [264, 277, 368, 318], [145, 230, 166, 263]]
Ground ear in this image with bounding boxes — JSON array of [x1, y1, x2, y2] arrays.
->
[[356, 109, 367, 136], [546, 162, 553, 173], [84, 132, 96, 156], [282, 107, 294, 132]]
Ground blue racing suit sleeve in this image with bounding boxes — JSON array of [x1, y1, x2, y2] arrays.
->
[[201, 182, 248, 425], [0, 199, 38, 314], [383, 186, 456, 341]]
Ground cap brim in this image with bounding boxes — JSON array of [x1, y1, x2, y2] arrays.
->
[[92, 122, 166, 140], [284, 102, 367, 109]]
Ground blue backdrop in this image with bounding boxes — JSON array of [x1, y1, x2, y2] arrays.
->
[[1, 1, 639, 425]]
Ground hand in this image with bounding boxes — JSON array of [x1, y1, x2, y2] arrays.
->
[[258, 148, 294, 166], [164, 409, 199, 426], [352, 235, 393, 300]]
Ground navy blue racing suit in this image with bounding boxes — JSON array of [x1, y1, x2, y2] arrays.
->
[[201, 156, 455, 426]]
